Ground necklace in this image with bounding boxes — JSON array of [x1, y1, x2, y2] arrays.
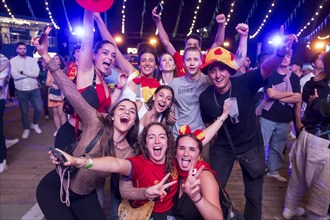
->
[[213, 85, 231, 108], [113, 138, 125, 145], [114, 138, 128, 150], [116, 144, 129, 150]]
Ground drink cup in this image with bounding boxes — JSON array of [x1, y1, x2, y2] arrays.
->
[[224, 97, 239, 124]]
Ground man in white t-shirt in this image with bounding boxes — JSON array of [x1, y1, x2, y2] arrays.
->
[[10, 42, 42, 139]]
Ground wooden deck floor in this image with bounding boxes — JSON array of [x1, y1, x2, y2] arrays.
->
[[0, 102, 308, 220]]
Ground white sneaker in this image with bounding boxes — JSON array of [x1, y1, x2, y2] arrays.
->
[[31, 123, 42, 134], [282, 207, 305, 219], [288, 131, 296, 139], [22, 129, 30, 139], [0, 159, 7, 173], [5, 138, 19, 149], [53, 130, 58, 137], [44, 115, 50, 120], [267, 172, 288, 182]]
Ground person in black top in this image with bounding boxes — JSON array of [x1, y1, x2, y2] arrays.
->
[[259, 50, 301, 182], [199, 28, 297, 220], [282, 51, 330, 220]]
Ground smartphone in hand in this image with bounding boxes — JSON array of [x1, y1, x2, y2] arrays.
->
[[49, 147, 67, 164], [33, 25, 53, 54], [153, 2, 163, 20]]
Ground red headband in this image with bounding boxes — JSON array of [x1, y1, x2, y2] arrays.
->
[[179, 125, 205, 142]]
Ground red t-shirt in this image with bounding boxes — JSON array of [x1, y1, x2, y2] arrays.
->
[[127, 155, 178, 213], [67, 61, 78, 81]]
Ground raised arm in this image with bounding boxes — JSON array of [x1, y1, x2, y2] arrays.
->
[[76, 10, 94, 86], [233, 23, 249, 68], [202, 100, 231, 146], [260, 26, 298, 80], [152, 7, 176, 55], [35, 27, 97, 125], [210, 14, 226, 50], [93, 13, 135, 76]]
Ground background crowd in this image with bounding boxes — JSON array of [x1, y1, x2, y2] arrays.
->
[[0, 2, 329, 220]]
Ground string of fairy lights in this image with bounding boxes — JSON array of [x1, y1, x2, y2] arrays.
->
[[249, 1, 275, 39], [318, 34, 329, 40], [187, 0, 203, 36], [1, 0, 328, 46], [2, 0, 16, 21], [121, 0, 127, 34], [297, 3, 325, 37], [225, 1, 235, 26], [44, 0, 59, 29]]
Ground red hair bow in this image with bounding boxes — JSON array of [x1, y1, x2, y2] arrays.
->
[[179, 125, 205, 141]]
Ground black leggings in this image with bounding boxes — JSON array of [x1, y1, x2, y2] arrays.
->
[[36, 170, 106, 220]]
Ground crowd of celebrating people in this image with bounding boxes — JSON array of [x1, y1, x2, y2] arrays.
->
[[0, 3, 329, 220]]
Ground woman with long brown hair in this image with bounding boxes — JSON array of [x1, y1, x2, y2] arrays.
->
[[35, 27, 139, 220]]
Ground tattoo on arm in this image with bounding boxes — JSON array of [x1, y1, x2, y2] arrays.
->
[[235, 50, 243, 60]]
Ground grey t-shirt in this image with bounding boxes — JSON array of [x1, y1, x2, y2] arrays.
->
[[169, 74, 210, 137]]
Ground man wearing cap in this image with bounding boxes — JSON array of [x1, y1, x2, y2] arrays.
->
[[199, 33, 297, 219]]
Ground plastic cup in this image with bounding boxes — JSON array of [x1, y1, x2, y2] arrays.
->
[[224, 97, 239, 124]]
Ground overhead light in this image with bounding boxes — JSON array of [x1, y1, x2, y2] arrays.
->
[[114, 35, 123, 43], [73, 26, 85, 37]]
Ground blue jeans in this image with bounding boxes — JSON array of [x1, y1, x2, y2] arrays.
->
[[0, 99, 6, 163], [260, 117, 290, 172], [210, 146, 263, 220], [16, 89, 42, 129]]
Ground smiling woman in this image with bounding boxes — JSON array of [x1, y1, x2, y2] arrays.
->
[[34, 25, 141, 220], [136, 85, 175, 135], [52, 122, 178, 220]]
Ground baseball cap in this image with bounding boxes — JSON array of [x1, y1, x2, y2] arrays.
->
[[200, 47, 237, 75], [76, 0, 114, 12]]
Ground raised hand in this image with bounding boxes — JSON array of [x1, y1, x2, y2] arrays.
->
[[152, 6, 161, 22], [215, 14, 226, 24], [117, 71, 128, 88], [236, 23, 249, 36], [222, 100, 233, 120], [145, 173, 177, 201], [182, 165, 204, 202], [276, 25, 298, 56], [33, 26, 52, 57]]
